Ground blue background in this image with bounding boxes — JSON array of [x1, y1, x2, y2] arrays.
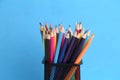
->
[[0, 0, 120, 80]]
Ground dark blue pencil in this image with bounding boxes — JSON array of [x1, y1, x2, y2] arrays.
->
[[58, 33, 70, 63], [62, 32, 77, 63]]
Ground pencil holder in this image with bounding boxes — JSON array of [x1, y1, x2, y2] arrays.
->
[[42, 60, 83, 80]]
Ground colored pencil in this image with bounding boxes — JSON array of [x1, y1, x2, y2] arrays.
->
[[64, 34, 94, 80], [53, 29, 57, 59], [44, 34, 50, 80], [54, 25, 65, 63], [50, 31, 54, 64], [75, 66, 80, 80], [70, 34, 86, 63], [58, 33, 70, 63], [67, 33, 81, 63], [60, 33, 65, 54]]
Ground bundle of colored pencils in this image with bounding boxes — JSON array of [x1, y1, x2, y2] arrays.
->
[[40, 22, 94, 80]]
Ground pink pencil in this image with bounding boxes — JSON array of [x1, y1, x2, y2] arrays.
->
[[50, 31, 54, 64]]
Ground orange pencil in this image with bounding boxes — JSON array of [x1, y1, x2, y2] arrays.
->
[[53, 29, 57, 61], [64, 34, 94, 80]]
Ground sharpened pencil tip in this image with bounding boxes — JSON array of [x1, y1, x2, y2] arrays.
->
[[79, 22, 82, 29], [87, 30, 91, 36], [60, 26, 65, 33], [79, 22, 82, 24], [85, 30, 90, 37], [91, 34, 94, 39], [39, 22, 42, 26]]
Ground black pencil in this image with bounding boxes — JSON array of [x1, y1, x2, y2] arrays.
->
[[44, 34, 50, 80]]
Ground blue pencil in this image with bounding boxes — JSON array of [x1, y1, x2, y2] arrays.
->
[[62, 32, 77, 63], [58, 33, 70, 63], [70, 35, 86, 63]]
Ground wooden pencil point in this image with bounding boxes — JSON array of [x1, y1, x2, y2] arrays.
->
[[79, 22, 82, 29]]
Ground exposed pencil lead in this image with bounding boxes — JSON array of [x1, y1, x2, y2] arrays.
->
[[45, 22, 48, 31], [50, 24, 52, 30]]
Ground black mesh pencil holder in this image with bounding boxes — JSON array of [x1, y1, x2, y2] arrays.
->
[[42, 60, 83, 80]]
